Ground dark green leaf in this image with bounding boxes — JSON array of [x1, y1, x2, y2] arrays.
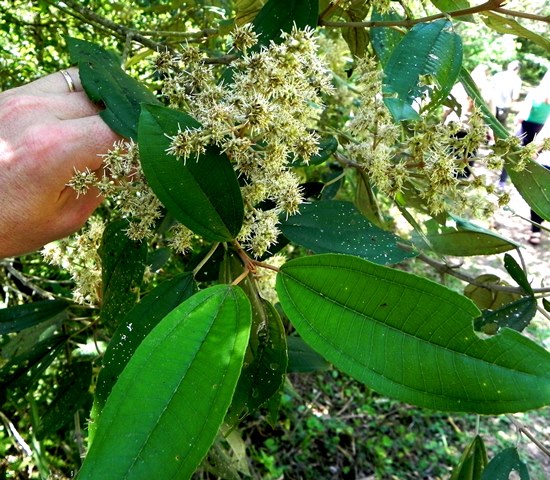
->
[[90, 273, 196, 440], [221, 252, 287, 425], [99, 220, 147, 333], [279, 201, 415, 264], [78, 285, 252, 480], [67, 37, 160, 139], [450, 435, 488, 480], [476, 297, 537, 334], [0, 300, 68, 335], [252, 0, 318, 48], [383, 19, 462, 120], [37, 362, 93, 440], [503, 254, 533, 295], [481, 447, 530, 480], [371, 8, 404, 66], [287, 336, 330, 373], [139, 104, 244, 241], [308, 136, 338, 165], [0, 335, 67, 392], [226, 298, 287, 424], [543, 298, 550, 312], [276, 254, 550, 414]]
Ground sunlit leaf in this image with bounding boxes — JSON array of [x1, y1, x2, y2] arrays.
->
[[90, 273, 196, 440], [482, 12, 550, 52], [235, 0, 266, 25], [78, 285, 252, 480], [276, 254, 550, 414]]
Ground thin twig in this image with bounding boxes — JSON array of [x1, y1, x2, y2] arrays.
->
[[48, 0, 172, 53], [506, 415, 550, 458], [320, 0, 508, 28], [0, 411, 33, 456], [192, 242, 220, 277], [403, 246, 550, 294], [494, 8, 550, 23], [1, 260, 56, 299]]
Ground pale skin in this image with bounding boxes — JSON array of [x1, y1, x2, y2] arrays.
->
[[0, 68, 119, 257]]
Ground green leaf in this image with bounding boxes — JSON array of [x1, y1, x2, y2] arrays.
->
[[481, 447, 530, 480], [309, 136, 338, 165], [0, 335, 67, 393], [276, 254, 550, 414], [279, 201, 415, 264], [0, 300, 68, 335], [78, 285, 252, 480], [252, 0, 318, 48], [138, 104, 244, 241], [507, 160, 550, 223], [413, 218, 519, 256], [482, 12, 550, 53], [226, 298, 287, 424], [476, 297, 537, 335], [450, 435, 488, 480], [370, 8, 404, 66], [287, 336, 330, 373], [90, 273, 196, 440], [221, 252, 287, 425], [37, 362, 93, 440], [99, 220, 147, 333], [503, 254, 533, 295], [460, 68, 508, 140], [383, 19, 463, 120], [67, 37, 160, 139]]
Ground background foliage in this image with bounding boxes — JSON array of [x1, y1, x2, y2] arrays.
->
[[1, 0, 550, 479]]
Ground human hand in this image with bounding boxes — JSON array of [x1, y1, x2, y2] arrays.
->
[[0, 68, 120, 257]]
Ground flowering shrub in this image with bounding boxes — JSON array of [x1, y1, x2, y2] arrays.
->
[[2, 0, 550, 478]]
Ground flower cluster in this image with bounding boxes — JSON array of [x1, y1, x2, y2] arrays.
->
[[42, 218, 105, 304], [67, 139, 195, 250], [159, 24, 334, 256], [346, 57, 509, 218]]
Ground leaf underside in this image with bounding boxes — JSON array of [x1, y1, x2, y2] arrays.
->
[[276, 254, 550, 414]]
